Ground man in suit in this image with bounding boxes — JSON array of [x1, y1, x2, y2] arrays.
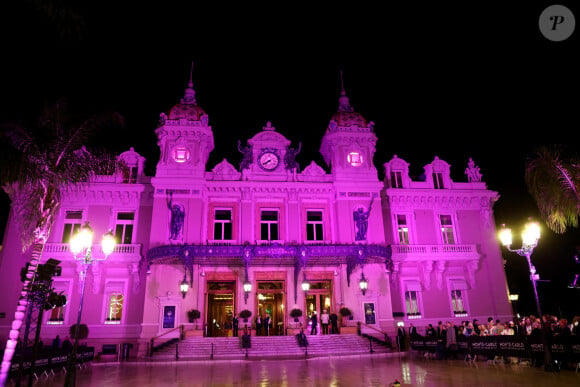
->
[[256, 315, 262, 336], [232, 314, 239, 337], [310, 311, 318, 335], [409, 323, 418, 338], [264, 314, 271, 336], [329, 312, 338, 334]]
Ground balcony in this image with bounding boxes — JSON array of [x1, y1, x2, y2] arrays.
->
[[43, 243, 142, 263], [390, 244, 478, 262]]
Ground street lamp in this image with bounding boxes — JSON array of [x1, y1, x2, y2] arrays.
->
[[498, 220, 557, 372], [65, 222, 116, 386], [359, 272, 368, 295], [180, 272, 189, 298], [301, 273, 310, 292]]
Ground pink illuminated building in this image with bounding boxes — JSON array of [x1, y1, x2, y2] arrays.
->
[[0, 70, 512, 357]]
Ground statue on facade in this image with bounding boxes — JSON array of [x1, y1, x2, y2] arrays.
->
[[166, 192, 185, 241], [237, 140, 252, 172], [465, 158, 482, 182], [285, 142, 302, 173], [159, 112, 167, 126], [353, 196, 374, 241]]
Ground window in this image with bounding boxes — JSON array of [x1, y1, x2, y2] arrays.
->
[[451, 290, 465, 314], [47, 304, 65, 324], [306, 211, 324, 241], [449, 279, 468, 316], [396, 214, 409, 244], [106, 293, 124, 322], [115, 212, 135, 244], [391, 171, 403, 188], [439, 215, 455, 244], [404, 281, 422, 318], [61, 211, 83, 243], [123, 166, 138, 183], [405, 291, 421, 316], [213, 209, 232, 240], [260, 210, 279, 240], [433, 172, 444, 189]]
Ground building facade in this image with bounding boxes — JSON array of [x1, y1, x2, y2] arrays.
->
[[0, 72, 512, 357]]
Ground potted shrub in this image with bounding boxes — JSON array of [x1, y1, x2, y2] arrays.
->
[[339, 307, 352, 325], [239, 309, 252, 322], [290, 308, 303, 327], [187, 309, 201, 324]]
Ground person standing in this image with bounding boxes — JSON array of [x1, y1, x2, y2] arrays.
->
[[264, 314, 271, 336], [51, 334, 61, 350], [329, 312, 338, 334], [320, 310, 330, 335], [232, 314, 239, 337], [310, 311, 318, 335], [256, 315, 262, 336]]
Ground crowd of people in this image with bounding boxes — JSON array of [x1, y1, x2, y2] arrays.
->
[[407, 314, 580, 366]]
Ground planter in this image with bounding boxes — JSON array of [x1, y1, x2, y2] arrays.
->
[[286, 327, 304, 336], [340, 326, 358, 334]]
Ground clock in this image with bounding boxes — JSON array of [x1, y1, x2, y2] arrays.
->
[[347, 151, 363, 167], [258, 151, 280, 171], [172, 146, 191, 163]]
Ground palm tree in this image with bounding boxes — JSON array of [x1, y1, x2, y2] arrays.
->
[[525, 145, 580, 234], [0, 98, 125, 385]]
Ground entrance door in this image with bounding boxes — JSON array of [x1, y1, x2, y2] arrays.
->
[[207, 281, 235, 337], [256, 281, 285, 336], [305, 290, 332, 333]]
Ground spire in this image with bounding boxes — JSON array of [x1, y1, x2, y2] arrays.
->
[[338, 69, 353, 113], [181, 61, 196, 105]]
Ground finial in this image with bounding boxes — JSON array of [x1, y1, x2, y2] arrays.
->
[[189, 61, 194, 85], [337, 68, 353, 112], [181, 61, 196, 105]]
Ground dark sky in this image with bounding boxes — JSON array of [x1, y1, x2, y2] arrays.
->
[[1, 1, 578, 318]]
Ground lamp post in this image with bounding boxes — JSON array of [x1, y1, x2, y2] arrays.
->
[[180, 272, 189, 299], [359, 272, 368, 296], [65, 222, 116, 387], [498, 220, 556, 372]]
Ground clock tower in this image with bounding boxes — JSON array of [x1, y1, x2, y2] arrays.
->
[[154, 66, 214, 181], [319, 84, 378, 182]]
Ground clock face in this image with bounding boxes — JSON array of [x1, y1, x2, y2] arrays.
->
[[259, 152, 279, 171], [347, 151, 363, 167], [172, 147, 191, 163]]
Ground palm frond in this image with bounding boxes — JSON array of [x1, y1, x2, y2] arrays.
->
[[525, 145, 580, 234]]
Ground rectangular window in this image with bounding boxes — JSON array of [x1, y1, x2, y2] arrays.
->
[[433, 172, 444, 189], [451, 290, 464, 313], [405, 291, 421, 316], [306, 211, 324, 241], [115, 212, 135, 244], [48, 305, 65, 323], [213, 209, 232, 240], [391, 171, 403, 188], [106, 293, 124, 322], [439, 215, 455, 244], [61, 211, 83, 243], [396, 214, 409, 244], [260, 210, 279, 241]]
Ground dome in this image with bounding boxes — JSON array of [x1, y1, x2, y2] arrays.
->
[[167, 79, 207, 121], [328, 89, 368, 129], [168, 103, 206, 121]]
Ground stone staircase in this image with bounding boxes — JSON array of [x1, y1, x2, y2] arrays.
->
[[150, 334, 391, 361]]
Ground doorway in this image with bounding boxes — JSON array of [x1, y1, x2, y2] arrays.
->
[[207, 282, 235, 337], [256, 281, 285, 335], [305, 280, 332, 333]]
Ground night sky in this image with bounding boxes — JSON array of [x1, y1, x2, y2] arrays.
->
[[1, 1, 578, 318]]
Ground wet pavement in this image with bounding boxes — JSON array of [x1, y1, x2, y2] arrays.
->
[[21, 354, 580, 386]]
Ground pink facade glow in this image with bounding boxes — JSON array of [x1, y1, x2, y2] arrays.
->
[[0, 71, 512, 358]]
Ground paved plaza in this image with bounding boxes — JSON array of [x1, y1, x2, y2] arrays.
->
[[21, 354, 580, 386]]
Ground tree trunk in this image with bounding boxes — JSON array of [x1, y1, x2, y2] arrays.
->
[[0, 241, 45, 386]]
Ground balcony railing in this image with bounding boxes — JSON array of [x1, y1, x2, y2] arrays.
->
[[43, 243, 142, 259], [391, 244, 478, 260]]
